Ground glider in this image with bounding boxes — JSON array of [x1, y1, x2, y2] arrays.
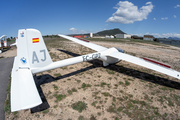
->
[[0, 35, 7, 53], [11, 29, 180, 112]]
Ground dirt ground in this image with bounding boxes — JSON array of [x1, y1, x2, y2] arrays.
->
[[3, 38, 180, 120], [0, 47, 17, 58]]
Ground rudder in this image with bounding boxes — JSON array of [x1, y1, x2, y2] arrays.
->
[[17, 29, 52, 70]]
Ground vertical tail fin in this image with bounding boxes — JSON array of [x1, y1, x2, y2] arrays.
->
[[17, 29, 52, 69]]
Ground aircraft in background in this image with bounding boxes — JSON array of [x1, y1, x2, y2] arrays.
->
[[0, 35, 12, 53], [0, 35, 7, 53], [11, 29, 180, 112]]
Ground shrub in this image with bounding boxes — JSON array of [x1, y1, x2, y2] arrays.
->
[[72, 101, 88, 113]]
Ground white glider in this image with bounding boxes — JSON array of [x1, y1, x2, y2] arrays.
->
[[0, 35, 7, 53], [11, 29, 180, 112]]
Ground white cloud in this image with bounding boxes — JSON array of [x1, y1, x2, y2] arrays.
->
[[133, 33, 180, 38], [174, 15, 177, 18], [69, 28, 77, 31], [69, 28, 87, 34], [106, 1, 154, 24], [153, 18, 156, 20], [161, 33, 180, 38], [174, 4, 180, 8], [151, 33, 162, 38], [161, 17, 168, 20], [152, 33, 180, 38]]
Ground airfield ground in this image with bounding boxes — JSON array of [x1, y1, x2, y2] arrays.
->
[[3, 37, 180, 120]]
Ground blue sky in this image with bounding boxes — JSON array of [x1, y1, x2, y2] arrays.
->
[[0, 0, 180, 38]]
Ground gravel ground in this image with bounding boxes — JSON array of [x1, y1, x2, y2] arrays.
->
[[4, 39, 180, 120]]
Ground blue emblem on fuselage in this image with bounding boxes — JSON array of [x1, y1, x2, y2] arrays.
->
[[20, 31, 24, 37], [20, 57, 27, 64]]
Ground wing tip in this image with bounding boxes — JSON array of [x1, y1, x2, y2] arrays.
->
[[11, 101, 42, 112]]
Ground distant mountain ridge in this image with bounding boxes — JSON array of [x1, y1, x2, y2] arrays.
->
[[68, 28, 126, 36], [168, 37, 180, 40], [94, 28, 126, 36]]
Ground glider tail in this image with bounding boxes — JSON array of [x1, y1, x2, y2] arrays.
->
[[11, 29, 53, 111]]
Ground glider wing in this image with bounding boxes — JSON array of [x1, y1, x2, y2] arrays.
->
[[58, 35, 180, 79], [107, 50, 180, 79], [58, 34, 107, 52]]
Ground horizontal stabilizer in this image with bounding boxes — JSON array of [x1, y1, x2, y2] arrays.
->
[[108, 51, 180, 79], [58, 34, 107, 52], [11, 68, 42, 112], [10, 43, 17, 46]]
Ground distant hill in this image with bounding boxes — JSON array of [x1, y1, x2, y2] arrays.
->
[[94, 28, 126, 36], [168, 37, 180, 40], [68, 28, 126, 36]]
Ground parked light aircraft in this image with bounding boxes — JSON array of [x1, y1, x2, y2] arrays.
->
[[0, 35, 7, 53], [11, 29, 180, 112]]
